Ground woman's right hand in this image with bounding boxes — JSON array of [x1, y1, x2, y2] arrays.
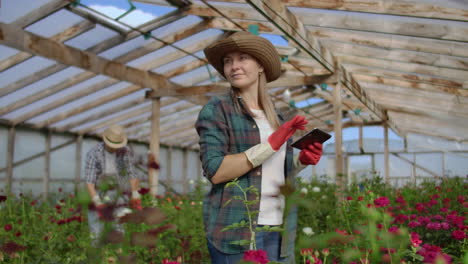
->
[[268, 115, 308, 150]]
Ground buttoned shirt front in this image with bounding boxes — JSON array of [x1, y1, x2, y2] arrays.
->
[[195, 93, 297, 256]]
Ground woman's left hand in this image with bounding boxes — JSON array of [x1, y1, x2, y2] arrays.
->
[[299, 142, 323, 165]]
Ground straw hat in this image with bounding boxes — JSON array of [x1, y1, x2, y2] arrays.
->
[[204, 31, 281, 83], [102, 125, 128, 149]]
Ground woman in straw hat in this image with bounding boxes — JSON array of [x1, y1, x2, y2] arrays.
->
[[196, 31, 323, 263], [83, 124, 142, 243]]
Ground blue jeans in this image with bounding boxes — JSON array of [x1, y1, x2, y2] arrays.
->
[[207, 227, 289, 264]]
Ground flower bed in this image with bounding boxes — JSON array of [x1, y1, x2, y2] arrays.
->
[[0, 177, 466, 263]]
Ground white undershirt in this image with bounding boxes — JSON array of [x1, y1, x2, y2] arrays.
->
[[251, 109, 286, 226], [105, 150, 117, 175]]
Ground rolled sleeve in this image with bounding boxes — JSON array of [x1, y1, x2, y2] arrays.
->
[[195, 98, 229, 181], [84, 150, 99, 184]]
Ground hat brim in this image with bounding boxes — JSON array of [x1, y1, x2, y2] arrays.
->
[[103, 135, 127, 149], [204, 32, 281, 83]]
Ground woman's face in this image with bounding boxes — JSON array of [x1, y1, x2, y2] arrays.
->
[[222, 51, 264, 90]]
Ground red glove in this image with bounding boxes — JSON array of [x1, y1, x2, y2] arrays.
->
[[268, 115, 308, 150], [299, 142, 323, 165], [130, 199, 142, 210], [96, 204, 107, 219]]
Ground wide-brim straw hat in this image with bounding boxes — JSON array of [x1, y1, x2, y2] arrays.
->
[[103, 125, 128, 149], [204, 31, 281, 83]]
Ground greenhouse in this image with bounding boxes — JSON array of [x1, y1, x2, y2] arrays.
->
[[0, 0, 466, 263]]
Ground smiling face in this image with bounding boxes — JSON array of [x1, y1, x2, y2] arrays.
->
[[222, 51, 264, 90]]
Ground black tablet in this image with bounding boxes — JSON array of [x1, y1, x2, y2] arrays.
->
[[291, 128, 332, 149]]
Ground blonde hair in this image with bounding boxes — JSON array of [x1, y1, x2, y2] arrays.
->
[[232, 72, 280, 130]]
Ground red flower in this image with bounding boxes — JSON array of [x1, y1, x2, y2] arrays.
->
[[0, 195, 7, 203], [0, 241, 26, 254], [457, 195, 465, 204], [138, 188, 150, 195], [15, 231, 21, 237], [346, 196, 353, 201], [452, 230, 466, 240], [357, 196, 364, 201], [4, 224, 12, 231], [374, 197, 390, 208], [388, 226, 400, 234], [66, 235, 75, 243], [242, 249, 269, 264]]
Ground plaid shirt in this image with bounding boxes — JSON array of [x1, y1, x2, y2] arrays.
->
[[195, 93, 298, 256], [83, 142, 137, 193]]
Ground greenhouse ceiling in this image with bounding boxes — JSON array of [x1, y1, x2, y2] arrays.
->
[[0, 0, 467, 149]]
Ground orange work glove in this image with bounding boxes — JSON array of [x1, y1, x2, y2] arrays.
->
[[298, 142, 323, 165], [268, 115, 308, 151]]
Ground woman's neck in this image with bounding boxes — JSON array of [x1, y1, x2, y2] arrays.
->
[[237, 87, 260, 110]]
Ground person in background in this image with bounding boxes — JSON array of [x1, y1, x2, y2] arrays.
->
[[83, 124, 142, 241], [196, 31, 323, 263]]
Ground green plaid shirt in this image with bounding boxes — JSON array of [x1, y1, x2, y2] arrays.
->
[[195, 93, 297, 256]]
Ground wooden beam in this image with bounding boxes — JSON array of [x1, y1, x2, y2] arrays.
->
[[384, 124, 389, 184], [338, 54, 468, 81], [353, 74, 468, 97], [0, 139, 75, 174], [298, 10, 468, 42], [149, 98, 161, 195], [0, 23, 179, 92], [6, 127, 15, 194], [55, 97, 148, 132], [11, 79, 119, 124], [77, 105, 152, 135], [0, 21, 94, 72], [388, 111, 468, 141], [281, 0, 468, 22], [245, 0, 335, 72], [324, 40, 468, 71], [74, 135, 83, 193], [333, 78, 345, 198], [12, 0, 69, 27], [43, 131, 51, 199], [308, 27, 468, 58], [33, 84, 141, 128], [344, 64, 467, 89], [392, 153, 439, 179], [208, 0, 468, 22]]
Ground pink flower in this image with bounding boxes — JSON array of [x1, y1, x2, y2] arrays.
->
[[388, 226, 400, 234], [300, 248, 314, 256], [410, 232, 422, 248], [452, 230, 466, 240], [393, 214, 409, 224], [415, 203, 425, 212], [417, 244, 452, 264], [4, 224, 12, 231], [457, 195, 465, 204], [242, 249, 269, 264], [426, 222, 441, 230], [162, 259, 180, 264], [374, 197, 390, 208], [440, 222, 450, 230]]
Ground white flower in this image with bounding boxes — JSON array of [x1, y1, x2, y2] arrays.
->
[[300, 187, 308, 194], [302, 227, 314, 236], [321, 195, 327, 200], [114, 207, 132, 218], [201, 178, 208, 184], [189, 179, 195, 185], [103, 196, 111, 202], [312, 186, 321, 193]]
